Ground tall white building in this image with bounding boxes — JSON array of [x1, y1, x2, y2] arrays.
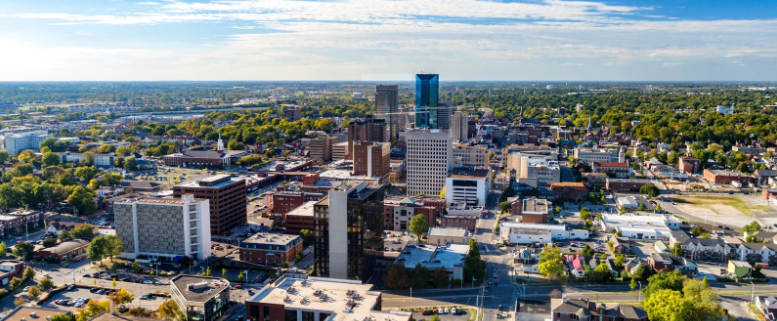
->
[[406, 129, 453, 196], [451, 111, 468, 142], [445, 168, 491, 206], [114, 194, 212, 261], [0, 128, 51, 155]]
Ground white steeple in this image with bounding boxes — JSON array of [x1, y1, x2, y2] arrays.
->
[[216, 130, 225, 152]]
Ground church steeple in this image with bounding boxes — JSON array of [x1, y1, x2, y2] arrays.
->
[[216, 130, 225, 152]]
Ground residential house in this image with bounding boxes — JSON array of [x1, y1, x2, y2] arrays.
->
[[669, 231, 736, 262], [646, 253, 673, 273], [609, 236, 631, 254], [727, 260, 753, 279], [567, 254, 585, 277], [550, 298, 648, 321]]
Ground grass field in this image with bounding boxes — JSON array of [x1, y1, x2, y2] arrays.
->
[[672, 196, 771, 217]]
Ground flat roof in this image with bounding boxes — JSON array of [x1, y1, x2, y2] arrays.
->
[[395, 243, 468, 270], [1, 307, 64, 321], [523, 198, 549, 214], [286, 201, 316, 217], [243, 233, 301, 246], [118, 197, 207, 205], [448, 168, 490, 179], [177, 175, 243, 189], [171, 275, 229, 303], [428, 227, 468, 238], [510, 228, 552, 236], [248, 276, 408, 321]]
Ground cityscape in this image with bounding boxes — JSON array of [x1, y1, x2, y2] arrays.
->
[[1, 1, 777, 321]]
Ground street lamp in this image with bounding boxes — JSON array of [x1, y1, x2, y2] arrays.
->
[[637, 281, 642, 302]]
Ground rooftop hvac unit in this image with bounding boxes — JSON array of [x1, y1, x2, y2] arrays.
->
[[187, 282, 209, 291]]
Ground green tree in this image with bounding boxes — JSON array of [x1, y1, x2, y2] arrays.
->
[[499, 201, 511, 213], [433, 267, 449, 288], [643, 289, 690, 321], [202, 267, 212, 277], [156, 299, 182, 321], [71, 224, 95, 238], [629, 277, 637, 290], [410, 263, 430, 289], [104, 234, 123, 261], [0, 242, 5, 259], [642, 270, 686, 300], [580, 207, 591, 220], [383, 263, 409, 290], [115, 157, 124, 168], [42, 152, 60, 167], [742, 221, 762, 236], [38, 277, 54, 290], [538, 246, 565, 279], [409, 214, 429, 242], [222, 268, 227, 279], [639, 184, 660, 197], [237, 272, 244, 283], [27, 286, 42, 299], [300, 229, 314, 246], [79, 151, 95, 166], [68, 187, 98, 215], [88, 236, 109, 265], [132, 261, 142, 273], [581, 245, 594, 258], [42, 238, 57, 247], [124, 157, 137, 171], [13, 242, 34, 261], [9, 277, 22, 290], [614, 254, 625, 268], [637, 203, 646, 211], [463, 255, 486, 286], [0, 151, 9, 164], [23, 266, 35, 281], [672, 242, 684, 257]]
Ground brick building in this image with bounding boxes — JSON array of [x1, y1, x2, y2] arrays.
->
[[678, 157, 701, 174], [284, 201, 315, 235], [703, 169, 755, 185], [270, 187, 325, 219], [383, 197, 439, 231], [605, 178, 651, 193], [512, 197, 551, 224], [352, 141, 391, 184], [239, 233, 303, 266], [33, 239, 89, 262], [440, 215, 477, 231], [173, 175, 247, 236], [549, 182, 588, 201], [0, 210, 42, 238]]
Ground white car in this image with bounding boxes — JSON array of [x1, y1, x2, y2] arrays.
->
[[142, 280, 154, 284]]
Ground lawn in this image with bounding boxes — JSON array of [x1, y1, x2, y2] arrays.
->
[[672, 196, 771, 217]]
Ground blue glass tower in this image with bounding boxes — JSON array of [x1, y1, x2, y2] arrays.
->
[[415, 74, 439, 129]]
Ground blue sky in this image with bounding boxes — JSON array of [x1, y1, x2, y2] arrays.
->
[[0, 0, 776, 81]]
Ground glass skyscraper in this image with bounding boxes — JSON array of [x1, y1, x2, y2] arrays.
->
[[415, 74, 439, 129]]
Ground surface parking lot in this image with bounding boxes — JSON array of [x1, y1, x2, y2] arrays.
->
[[40, 287, 165, 312]]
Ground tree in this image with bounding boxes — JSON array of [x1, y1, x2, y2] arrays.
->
[[637, 203, 646, 211], [642, 270, 686, 300], [42, 152, 60, 167], [79, 152, 95, 166], [430, 315, 441, 321], [101, 173, 123, 186], [202, 267, 212, 277], [68, 187, 98, 215], [632, 264, 650, 281], [463, 255, 486, 285], [643, 289, 691, 321], [38, 277, 55, 290], [50, 314, 75, 321], [580, 207, 591, 220], [409, 214, 429, 241], [538, 246, 564, 278], [237, 272, 244, 283], [27, 286, 42, 299], [384, 263, 409, 290], [104, 234, 123, 261], [672, 242, 684, 257], [499, 201, 511, 213], [639, 184, 660, 197], [222, 268, 227, 279], [614, 254, 625, 268], [9, 277, 22, 290], [629, 277, 637, 290], [75, 300, 110, 321], [433, 268, 449, 288], [87, 179, 101, 191], [0, 242, 5, 259], [615, 230, 622, 237], [13, 242, 35, 261], [42, 238, 57, 247], [23, 266, 35, 281], [132, 261, 142, 273], [410, 263, 430, 289], [109, 288, 134, 307], [300, 229, 314, 246], [581, 245, 594, 258], [71, 224, 95, 238], [742, 221, 762, 236], [88, 236, 109, 265], [112, 278, 117, 287], [0, 150, 9, 164], [124, 157, 137, 171], [14, 297, 26, 307], [655, 203, 662, 212]]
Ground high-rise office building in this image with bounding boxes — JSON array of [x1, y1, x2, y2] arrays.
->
[[314, 182, 384, 281], [405, 129, 453, 196], [352, 141, 391, 184], [309, 132, 338, 163], [173, 175, 247, 236], [346, 116, 386, 159], [415, 74, 439, 129], [451, 111, 468, 142], [375, 85, 399, 141]]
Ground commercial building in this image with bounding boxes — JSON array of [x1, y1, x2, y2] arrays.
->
[[606, 178, 652, 193], [170, 275, 230, 321], [440, 215, 477, 231], [331, 141, 348, 161], [314, 182, 384, 281], [114, 194, 212, 261], [703, 169, 755, 185], [56, 151, 118, 167], [507, 229, 553, 244], [550, 298, 648, 321], [549, 182, 589, 201], [375, 85, 399, 141], [33, 239, 89, 262], [161, 136, 250, 168], [283, 105, 302, 122], [352, 141, 391, 184], [383, 197, 439, 232], [669, 231, 736, 262], [514, 197, 551, 224], [0, 210, 42, 239], [499, 222, 589, 242], [240, 233, 303, 266], [1, 307, 67, 321], [0, 128, 51, 155], [347, 116, 386, 159], [452, 143, 488, 167], [270, 187, 325, 219], [592, 162, 631, 178], [174, 175, 247, 236], [599, 214, 680, 241], [573, 148, 620, 163], [284, 201, 316, 235], [678, 157, 701, 174], [427, 227, 470, 245], [506, 150, 558, 175], [0, 260, 24, 286], [405, 130, 452, 196], [394, 243, 468, 279], [246, 274, 411, 321], [445, 168, 491, 206], [450, 111, 468, 142], [415, 74, 440, 129], [389, 159, 405, 183], [520, 160, 561, 185], [308, 132, 339, 163]]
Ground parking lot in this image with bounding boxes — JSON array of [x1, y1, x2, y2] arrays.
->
[[383, 231, 416, 252], [412, 308, 471, 321], [40, 287, 165, 312]]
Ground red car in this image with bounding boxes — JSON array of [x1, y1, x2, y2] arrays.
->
[[234, 285, 242, 289]]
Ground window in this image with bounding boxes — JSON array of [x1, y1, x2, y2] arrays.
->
[[302, 311, 315, 321], [285, 310, 298, 321], [263, 307, 270, 321]]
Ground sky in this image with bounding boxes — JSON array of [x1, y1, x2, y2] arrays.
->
[[0, 0, 776, 81]]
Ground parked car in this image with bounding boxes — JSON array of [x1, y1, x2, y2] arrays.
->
[[142, 280, 154, 284], [67, 285, 75, 291], [234, 285, 242, 289]]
